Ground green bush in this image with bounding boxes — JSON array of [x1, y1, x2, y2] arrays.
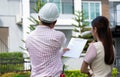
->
[[0, 52, 119, 77], [64, 70, 87, 77], [0, 72, 31, 77], [0, 52, 24, 73], [112, 68, 119, 77], [0, 68, 119, 77]]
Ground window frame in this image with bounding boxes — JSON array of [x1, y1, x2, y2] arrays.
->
[[49, 0, 74, 14], [82, 1, 102, 26]]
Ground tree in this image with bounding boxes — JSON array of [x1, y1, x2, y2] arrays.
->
[[72, 10, 91, 38], [28, 0, 45, 31], [72, 10, 93, 53]]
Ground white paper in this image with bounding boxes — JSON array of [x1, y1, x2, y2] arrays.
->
[[63, 38, 87, 58]]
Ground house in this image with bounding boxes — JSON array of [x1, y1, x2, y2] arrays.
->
[[0, 0, 120, 70], [0, 0, 112, 51], [0, 0, 113, 52], [28, 0, 109, 46]]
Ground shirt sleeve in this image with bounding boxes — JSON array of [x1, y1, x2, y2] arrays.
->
[[59, 33, 67, 56], [62, 34, 67, 47], [84, 43, 97, 64], [59, 48, 64, 56], [59, 39, 67, 56]]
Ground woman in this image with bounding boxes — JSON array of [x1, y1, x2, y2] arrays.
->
[[81, 16, 115, 77]]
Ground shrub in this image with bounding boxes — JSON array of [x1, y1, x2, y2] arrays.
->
[[0, 52, 24, 73], [1, 68, 119, 77], [112, 68, 119, 77], [64, 70, 87, 77], [0, 72, 31, 77]]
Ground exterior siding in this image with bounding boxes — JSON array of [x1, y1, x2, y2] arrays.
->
[[0, 0, 23, 52], [101, 0, 110, 19]]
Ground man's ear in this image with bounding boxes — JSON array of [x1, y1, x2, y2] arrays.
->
[[53, 20, 57, 25], [38, 16, 40, 20], [50, 20, 57, 28]]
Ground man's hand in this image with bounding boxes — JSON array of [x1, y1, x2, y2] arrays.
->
[[63, 48, 70, 53]]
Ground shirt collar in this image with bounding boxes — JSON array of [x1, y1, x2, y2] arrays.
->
[[36, 25, 51, 29]]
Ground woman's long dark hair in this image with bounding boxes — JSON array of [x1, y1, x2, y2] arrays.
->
[[92, 16, 114, 65]]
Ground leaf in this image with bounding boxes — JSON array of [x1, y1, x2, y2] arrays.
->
[[28, 16, 36, 24], [73, 28, 79, 32], [19, 46, 26, 50], [32, 0, 42, 13], [72, 24, 79, 27], [29, 25, 35, 31]]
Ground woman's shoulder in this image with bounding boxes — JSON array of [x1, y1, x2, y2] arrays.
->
[[91, 41, 103, 50], [92, 41, 102, 46]]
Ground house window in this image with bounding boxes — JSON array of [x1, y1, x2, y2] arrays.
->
[[30, 0, 37, 13], [82, 1, 101, 26], [30, 0, 74, 14]]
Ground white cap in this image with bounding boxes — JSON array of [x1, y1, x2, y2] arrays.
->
[[38, 3, 59, 23]]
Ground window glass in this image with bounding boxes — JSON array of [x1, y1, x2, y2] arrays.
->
[[52, 0, 74, 14], [90, 3, 95, 19], [96, 3, 100, 16], [30, 0, 47, 13], [82, 2, 101, 26], [30, 0, 74, 14], [62, 0, 74, 14], [49, 0, 61, 13], [30, 0, 37, 13], [82, 3, 89, 19], [41, 0, 47, 3]]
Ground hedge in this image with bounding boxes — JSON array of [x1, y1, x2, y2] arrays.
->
[[0, 52, 119, 77], [0, 71, 87, 77], [0, 68, 119, 77], [0, 52, 24, 73]]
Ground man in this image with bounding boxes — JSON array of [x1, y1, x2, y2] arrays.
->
[[25, 3, 69, 77]]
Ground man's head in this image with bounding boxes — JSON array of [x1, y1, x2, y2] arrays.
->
[[38, 3, 59, 28]]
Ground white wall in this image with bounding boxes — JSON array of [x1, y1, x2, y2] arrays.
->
[[0, 0, 23, 52]]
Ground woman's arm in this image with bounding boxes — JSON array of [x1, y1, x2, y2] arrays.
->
[[81, 61, 93, 77], [81, 61, 90, 74], [81, 43, 97, 76]]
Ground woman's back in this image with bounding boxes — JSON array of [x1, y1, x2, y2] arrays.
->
[[91, 41, 112, 77]]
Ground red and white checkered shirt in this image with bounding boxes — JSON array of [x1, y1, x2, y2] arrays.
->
[[25, 26, 66, 77]]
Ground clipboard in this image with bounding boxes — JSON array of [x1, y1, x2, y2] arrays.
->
[[63, 38, 87, 58]]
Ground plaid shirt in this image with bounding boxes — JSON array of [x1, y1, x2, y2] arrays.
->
[[25, 26, 66, 77]]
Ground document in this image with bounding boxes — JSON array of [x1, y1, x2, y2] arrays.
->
[[63, 38, 87, 58]]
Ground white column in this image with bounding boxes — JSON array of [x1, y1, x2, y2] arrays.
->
[[22, 0, 30, 41], [74, 0, 81, 12], [22, 0, 31, 70]]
